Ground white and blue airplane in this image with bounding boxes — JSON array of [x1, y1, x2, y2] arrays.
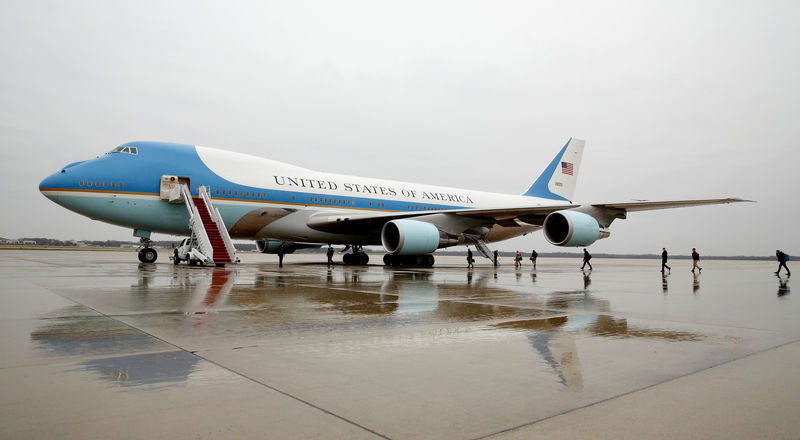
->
[[39, 138, 745, 266]]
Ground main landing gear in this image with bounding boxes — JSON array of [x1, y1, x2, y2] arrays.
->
[[342, 245, 369, 265], [383, 254, 435, 268], [137, 237, 157, 263]]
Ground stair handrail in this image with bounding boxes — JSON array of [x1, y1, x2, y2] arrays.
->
[[181, 184, 214, 262], [464, 233, 497, 265], [198, 186, 237, 262]]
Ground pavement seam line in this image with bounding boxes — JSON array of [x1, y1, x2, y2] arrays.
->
[[472, 338, 800, 440], [43, 286, 393, 440]]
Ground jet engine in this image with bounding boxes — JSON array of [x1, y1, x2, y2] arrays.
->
[[543, 211, 610, 247], [255, 240, 300, 254], [381, 219, 457, 255]]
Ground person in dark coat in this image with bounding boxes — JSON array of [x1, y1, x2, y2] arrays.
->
[[661, 248, 671, 273], [529, 250, 538, 269], [493, 250, 499, 267], [775, 250, 791, 276], [278, 242, 286, 268], [691, 248, 701, 273], [326, 245, 334, 267], [466, 248, 474, 268], [581, 248, 592, 270]]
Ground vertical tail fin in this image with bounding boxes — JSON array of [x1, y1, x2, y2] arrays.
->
[[522, 138, 585, 202]]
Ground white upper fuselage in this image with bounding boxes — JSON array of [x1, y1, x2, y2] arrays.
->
[[196, 146, 553, 211]]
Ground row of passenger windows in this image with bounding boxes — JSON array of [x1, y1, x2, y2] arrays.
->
[[212, 189, 386, 208], [78, 180, 124, 188], [77, 181, 441, 211], [211, 189, 442, 210], [408, 206, 443, 211], [214, 189, 267, 198], [308, 196, 356, 206]]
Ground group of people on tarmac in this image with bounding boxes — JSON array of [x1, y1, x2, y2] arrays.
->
[[661, 248, 791, 277], [280, 242, 791, 276], [660, 247, 701, 273], [463, 247, 792, 276]]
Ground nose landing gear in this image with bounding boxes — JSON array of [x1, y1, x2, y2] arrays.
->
[[137, 237, 158, 263]]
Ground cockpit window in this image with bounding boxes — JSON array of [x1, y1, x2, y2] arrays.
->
[[107, 146, 138, 155]]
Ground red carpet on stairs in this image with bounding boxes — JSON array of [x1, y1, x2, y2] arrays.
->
[[192, 197, 232, 263]]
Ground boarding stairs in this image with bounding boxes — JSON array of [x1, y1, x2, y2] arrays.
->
[[464, 234, 497, 265], [178, 184, 238, 265]]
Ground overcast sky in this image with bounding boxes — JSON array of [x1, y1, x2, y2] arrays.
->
[[1, 0, 798, 255]]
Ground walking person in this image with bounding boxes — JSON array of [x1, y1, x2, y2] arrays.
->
[[493, 250, 499, 267], [467, 248, 474, 269], [661, 248, 671, 273], [775, 250, 791, 276], [278, 242, 286, 268], [514, 251, 522, 269], [529, 250, 538, 269], [581, 248, 593, 270], [326, 245, 334, 267], [691, 248, 702, 273]]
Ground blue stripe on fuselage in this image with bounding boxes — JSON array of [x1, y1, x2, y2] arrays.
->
[[40, 142, 469, 236]]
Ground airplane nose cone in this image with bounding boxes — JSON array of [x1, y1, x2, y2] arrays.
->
[[39, 172, 60, 192], [40, 167, 74, 201], [40, 160, 90, 196]]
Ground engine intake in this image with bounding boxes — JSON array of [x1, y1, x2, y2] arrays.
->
[[381, 219, 455, 255], [543, 211, 610, 247], [256, 240, 299, 254]]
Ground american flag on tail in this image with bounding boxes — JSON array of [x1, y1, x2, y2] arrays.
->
[[561, 161, 573, 176]]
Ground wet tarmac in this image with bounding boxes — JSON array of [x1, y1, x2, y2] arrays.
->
[[0, 250, 797, 439]]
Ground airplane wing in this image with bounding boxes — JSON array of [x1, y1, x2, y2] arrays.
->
[[306, 205, 571, 234], [306, 198, 751, 234], [590, 197, 752, 212]]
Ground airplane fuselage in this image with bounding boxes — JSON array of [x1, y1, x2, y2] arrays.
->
[[40, 142, 560, 245]]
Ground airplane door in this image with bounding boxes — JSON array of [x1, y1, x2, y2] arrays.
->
[[160, 175, 191, 201]]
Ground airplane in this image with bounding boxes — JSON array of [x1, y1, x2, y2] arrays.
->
[[39, 138, 747, 266]]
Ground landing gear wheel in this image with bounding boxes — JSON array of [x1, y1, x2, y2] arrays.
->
[[139, 248, 157, 263], [343, 245, 369, 265]]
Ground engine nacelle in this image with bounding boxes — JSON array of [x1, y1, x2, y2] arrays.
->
[[256, 240, 299, 254], [543, 211, 610, 247], [381, 219, 448, 255]]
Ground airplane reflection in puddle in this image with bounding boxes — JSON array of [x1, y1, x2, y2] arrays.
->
[[30, 312, 202, 389], [71, 351, 201, 389], [30, 307, 158, 357], [493, 292, 705, 390], [33, 266, 706, 390]]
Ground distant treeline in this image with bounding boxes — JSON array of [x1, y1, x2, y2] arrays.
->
[[0, 237, 774, 260]]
